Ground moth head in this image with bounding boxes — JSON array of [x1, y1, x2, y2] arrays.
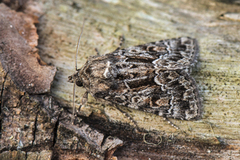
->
[[68, 71, 83, 87]]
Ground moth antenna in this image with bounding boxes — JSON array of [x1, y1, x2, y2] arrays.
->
[[75, 18, 86, 71], [72, 18, 86, 124], [72, 81, 76, 124]]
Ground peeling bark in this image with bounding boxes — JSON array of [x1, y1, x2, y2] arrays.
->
[[0, 3, 56, 94]]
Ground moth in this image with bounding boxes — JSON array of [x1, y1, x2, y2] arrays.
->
[[68, 34, 202, 121]]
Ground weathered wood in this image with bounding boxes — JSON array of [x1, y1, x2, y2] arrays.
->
[[1, 0, 240, 159]]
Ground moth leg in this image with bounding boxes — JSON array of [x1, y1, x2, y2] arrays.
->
[[113, 35, 125, 52], [78, 91, 88, 112], [95, 48, 100, 56], [72, 90, 88, 124], [114, 104, 145, 133], [163, 117, 180, 130]]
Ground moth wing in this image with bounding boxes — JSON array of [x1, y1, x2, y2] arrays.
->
[[90, 37, 201, 120]]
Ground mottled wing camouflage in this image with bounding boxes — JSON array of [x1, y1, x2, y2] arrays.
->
[[69, 37, 201, 120]]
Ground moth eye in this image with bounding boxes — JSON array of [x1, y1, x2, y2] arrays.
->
[[85, 68, 91, 74], [76, 80, 83, 87]]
